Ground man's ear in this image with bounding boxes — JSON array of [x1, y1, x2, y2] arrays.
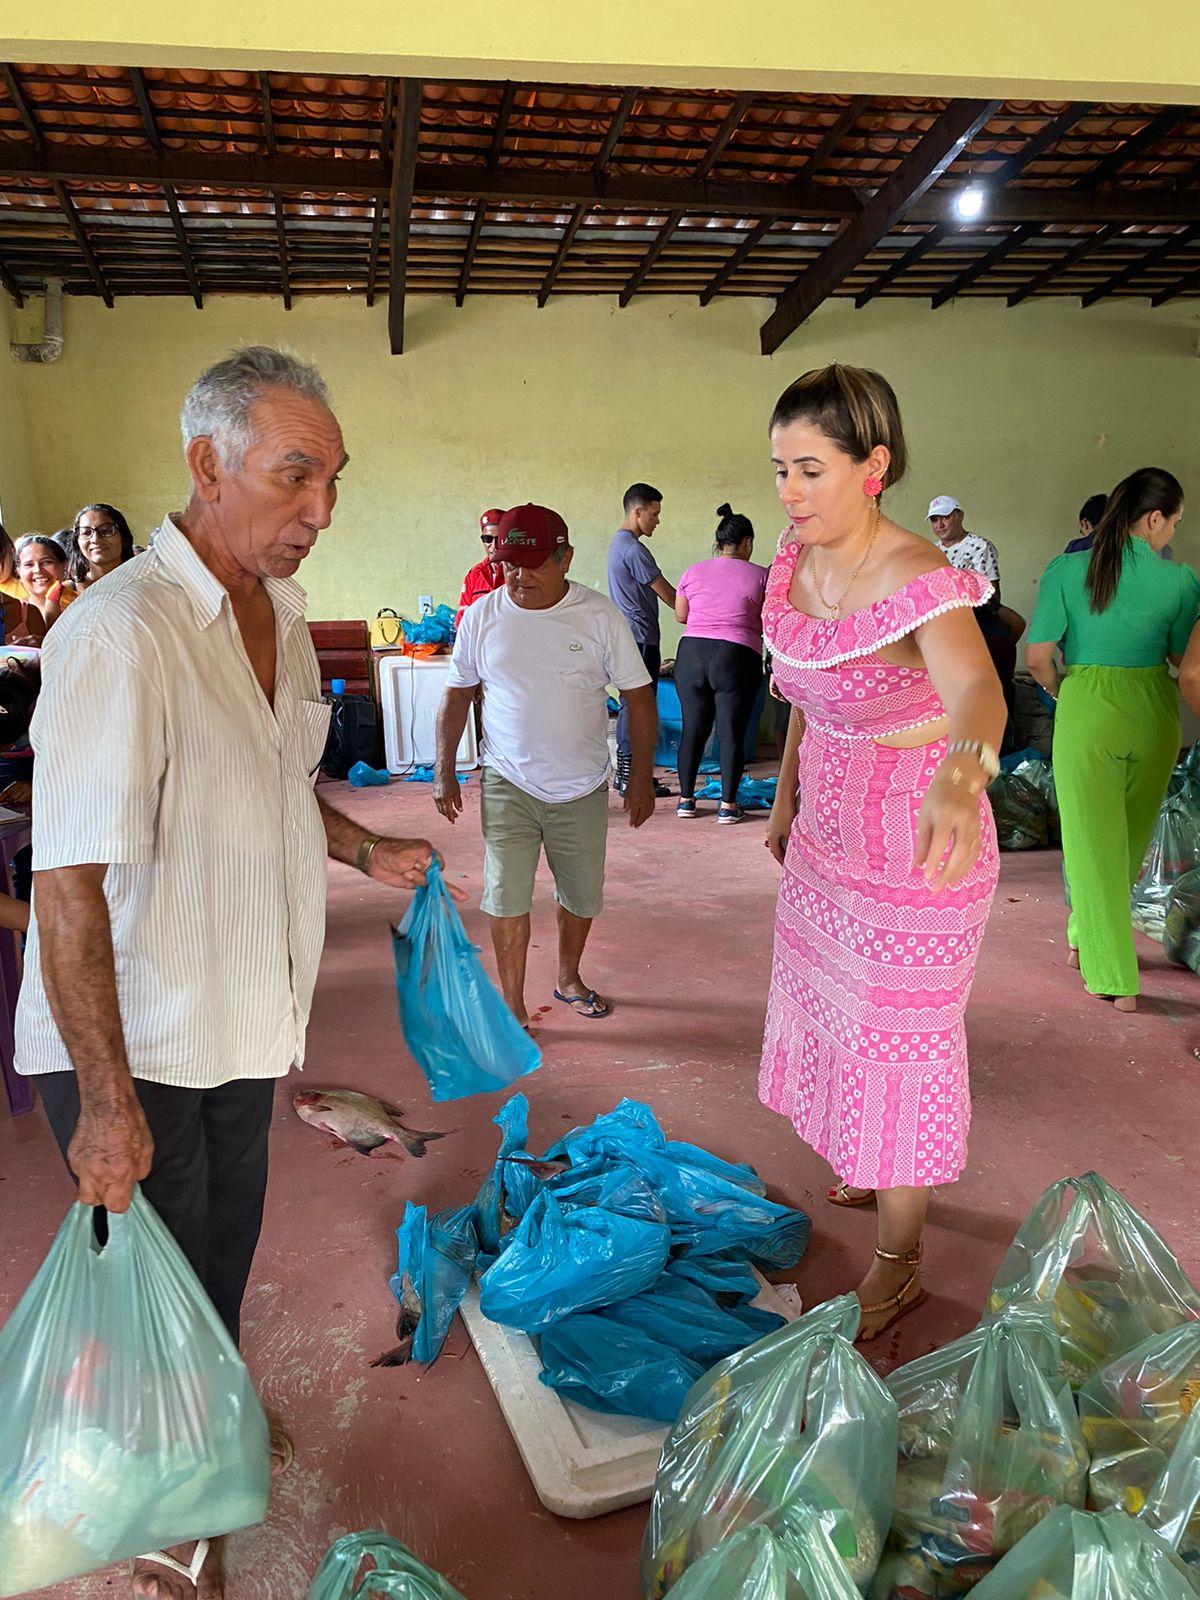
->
[[186, 436, 222, 504]]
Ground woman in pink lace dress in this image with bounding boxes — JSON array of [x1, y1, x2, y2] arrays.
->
[[759, 365, 1005, 1340]]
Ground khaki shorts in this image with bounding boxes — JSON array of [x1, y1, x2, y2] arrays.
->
[[480, 767, 609, 920]]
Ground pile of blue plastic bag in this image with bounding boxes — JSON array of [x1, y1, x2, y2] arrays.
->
[[387, 1095, 811, 1422], [401, 604, 458, 647], [695, 776, 778, 811]]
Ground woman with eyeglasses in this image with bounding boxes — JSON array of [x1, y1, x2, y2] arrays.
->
[[66, 502, 136, 591]]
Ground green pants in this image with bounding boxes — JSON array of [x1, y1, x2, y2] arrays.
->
[[1054, 665, 1179, 997]]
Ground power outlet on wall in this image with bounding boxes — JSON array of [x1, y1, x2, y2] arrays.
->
[[418, 594, 433, 616]]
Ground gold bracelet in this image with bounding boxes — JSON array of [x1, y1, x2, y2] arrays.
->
[[355, 833, 382, 873]]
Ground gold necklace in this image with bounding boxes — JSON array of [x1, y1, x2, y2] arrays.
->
[[810, 505, 881, 620]]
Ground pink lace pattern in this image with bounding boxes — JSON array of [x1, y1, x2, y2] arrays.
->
[[759, 538, 999, 1188]]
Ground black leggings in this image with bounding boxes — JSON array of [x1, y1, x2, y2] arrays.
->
[[675, 636, 763, 803]]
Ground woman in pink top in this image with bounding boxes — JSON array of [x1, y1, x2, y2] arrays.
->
[[674, 505, 769, 822], [759, 364, 1004, 1341]]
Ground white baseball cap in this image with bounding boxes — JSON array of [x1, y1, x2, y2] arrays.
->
[[927, 495, 962, 519]]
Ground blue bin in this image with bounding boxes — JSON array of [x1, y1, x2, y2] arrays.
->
[[654, 674, 767, 770]]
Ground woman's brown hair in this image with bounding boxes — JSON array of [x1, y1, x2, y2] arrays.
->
[[770, 363, 908, 492], [1086, 466, 1183, 613]]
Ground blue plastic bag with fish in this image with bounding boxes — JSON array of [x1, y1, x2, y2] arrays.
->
[[0, 1190, 269, 1597], [383, 1203, 478, 1367], [478, 1168, 671, 1334], [545, 1100, 810, 1270], [696, 775, 778, 811], [598, 1275, 784, 1366], [664, 1253, 762, 1307], [393, 859, 541, 1101], [400, 604, 457, 648], [472, 1094, 540, 1264], [306, 1530, 466, 1600]]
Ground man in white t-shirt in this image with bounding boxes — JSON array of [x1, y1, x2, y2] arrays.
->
[[434, 503, 656, 1026], [927, 494, 1002, 595]]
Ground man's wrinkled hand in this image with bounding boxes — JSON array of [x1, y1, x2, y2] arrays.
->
[[433, 773, 463, 823], [69, 1096, 153, 1213], [367, 837, 467, 901], [624, 780, 655, 829]]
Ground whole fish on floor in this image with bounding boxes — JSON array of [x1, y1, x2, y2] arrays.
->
[[292, 1089, 445, 1157]]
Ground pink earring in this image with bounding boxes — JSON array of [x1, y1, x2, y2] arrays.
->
[[863, 476, 883, 498]]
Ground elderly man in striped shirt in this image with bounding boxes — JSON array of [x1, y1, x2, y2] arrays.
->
[[14, 347, 455, 1600]]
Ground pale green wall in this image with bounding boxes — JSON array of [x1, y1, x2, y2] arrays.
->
[[0, 296, 42, 537], [9, 291, 1200, 646]]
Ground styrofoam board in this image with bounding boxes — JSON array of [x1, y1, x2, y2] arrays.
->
[[460, 1273, 801, 1520]]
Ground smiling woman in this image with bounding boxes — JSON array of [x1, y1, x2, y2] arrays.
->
[[65, 503, 136, 592], [10, 534, 75, 642]]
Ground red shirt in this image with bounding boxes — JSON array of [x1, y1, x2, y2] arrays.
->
[[456, 558, 505, 627]]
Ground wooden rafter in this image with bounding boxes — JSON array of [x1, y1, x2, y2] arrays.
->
[[366, 79, 396, 308], [697, 95, 870, 304], [163, 183, 203, 308], [0, 250, 24, 308], [274, 193, 292, 309], [619, 208, 683, 306], [1083, 106, 1191, 185], [931, 222, 1042, 308], [536, 204, 587, 307], [694, 93, 753, 182], [51, 179, 113, 305], [128, 67, 161, 152], [593, 86, 640, 177], [855, 227, 945, 306], [1081, 222, 1200, 306], [1006, 224, 1123, 306], [761, 99, 1000, 353], [259, 73, 276, 158], [1151, 255, 1200, 306], [0, 63, 42, 145], [456, 81, 517, 306], [388, 79, 421, 354]]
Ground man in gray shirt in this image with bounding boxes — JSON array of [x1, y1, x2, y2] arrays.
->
[[607, 481, 675, 795]]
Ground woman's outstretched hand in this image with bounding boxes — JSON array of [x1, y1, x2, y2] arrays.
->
[[914, 774, 983, 892]]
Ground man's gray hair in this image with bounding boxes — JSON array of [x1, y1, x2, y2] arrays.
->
[[180, 346, 331, 469]]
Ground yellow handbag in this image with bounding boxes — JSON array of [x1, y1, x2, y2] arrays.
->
[[370, 608, 404, 648]]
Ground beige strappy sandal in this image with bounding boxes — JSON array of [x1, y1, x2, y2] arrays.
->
[[134, 1539, 211, 1593], [827, 1181, 876, 1208], [856, 1244, 926, 1341]]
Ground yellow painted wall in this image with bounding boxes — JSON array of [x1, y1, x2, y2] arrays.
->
[[0, 297, 42, 538], [9, 291, 1200, 647], [7, 0, 1200, 100]]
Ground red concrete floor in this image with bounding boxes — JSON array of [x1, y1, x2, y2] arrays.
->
[[2, 766, 1198, 1600]]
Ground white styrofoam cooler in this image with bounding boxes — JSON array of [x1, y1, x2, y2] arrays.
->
[[378, 653, 479, 774], [460, 1274, 801, 1519]]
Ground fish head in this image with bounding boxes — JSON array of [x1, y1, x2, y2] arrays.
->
[[292, 1090, 326, 1114]]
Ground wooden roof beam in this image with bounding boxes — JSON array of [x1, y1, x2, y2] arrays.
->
[[1006, 223, 1123, 305], [696, 95, 870, 305], [593, 86, 639, 176], [128, 67, 161, 153], [366, 79, 396, 308], [388, 79, 421, 355], [1151, 255, 1200, 306], [1081, 222, 1200, 306], [163, 183, 203, 308], [50, 180, 113, 305], [536, 203, 587, 306], [854, 227, 945, 306], [619, 207, 683, 306], [930, 223, 1042, 308], [761, 99, 999, 354], [0, 251, 24, 308], [274, 193, 291, 308], [456, 81, 517, 306], [0, 63, 42, 147], [694, 93, 753, 182], [259, 73, 276, 158]]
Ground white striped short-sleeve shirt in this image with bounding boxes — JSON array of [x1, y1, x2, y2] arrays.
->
[[15, 514, 332, 1089]]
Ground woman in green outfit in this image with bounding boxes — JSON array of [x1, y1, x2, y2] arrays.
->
[[1026, 467, 1199, 1011]]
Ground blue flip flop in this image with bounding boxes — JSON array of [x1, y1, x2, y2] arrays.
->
[[553, 988, 611, 1019]]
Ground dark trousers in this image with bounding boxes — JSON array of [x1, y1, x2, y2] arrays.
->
[[675, 636, 764, 802], [616, 639, 660, 760], [38, 1073, 275, 1346]]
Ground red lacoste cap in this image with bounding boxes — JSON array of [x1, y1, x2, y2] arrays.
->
[[493, 503, 570, 568], [480, 508, 505, 534]]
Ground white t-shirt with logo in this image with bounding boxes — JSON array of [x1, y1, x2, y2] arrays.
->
[[447, 581, 652, 803], [941, 532, 1001, 585]]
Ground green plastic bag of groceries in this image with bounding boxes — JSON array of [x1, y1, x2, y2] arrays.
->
[[664, 1510, 863, 1600], [870, 1305, 1087, 1598], [983, 1173, 1200, 1387], [967, 1507, 1195, 1599], [1078, 1320, 1200, 1574], [0, 1190, 268, 1597], [641, 1295, 898, 1598], [306, 1531, 467, 1599]]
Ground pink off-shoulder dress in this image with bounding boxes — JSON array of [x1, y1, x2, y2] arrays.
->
[[759, 540, 1000, 1190]]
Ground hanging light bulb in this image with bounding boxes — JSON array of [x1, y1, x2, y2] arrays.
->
[[955, 184, 986, 220]]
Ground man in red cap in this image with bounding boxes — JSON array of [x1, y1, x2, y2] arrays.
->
[[455, 508, 506, 628], [434, 504, 657, 1025]]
